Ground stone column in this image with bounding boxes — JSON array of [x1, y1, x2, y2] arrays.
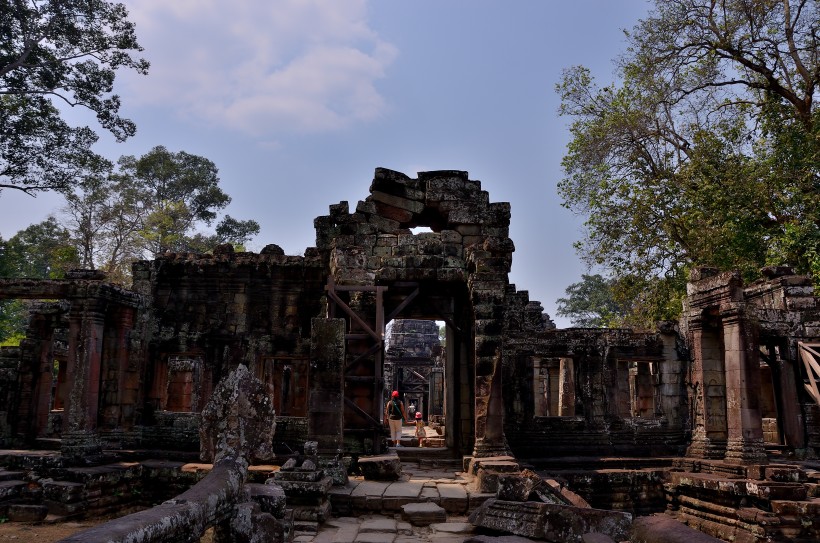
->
[[558, 358, 575, 417], [778, 350, 806, 449], [532, 358, 547, 416], [114, 307, 137, 430], [308, 318, 345, 455], [721, 307, 767, 464], [658, 333, 686, 429], [30, 318, 56, 440], [62, 298, 106, 459], [686, 316, 728, 459]]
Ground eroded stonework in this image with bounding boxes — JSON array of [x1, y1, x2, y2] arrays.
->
[[0, 168, 818, 542]]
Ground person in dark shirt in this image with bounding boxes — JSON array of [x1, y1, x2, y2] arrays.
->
[[384, 390, 408, 447]]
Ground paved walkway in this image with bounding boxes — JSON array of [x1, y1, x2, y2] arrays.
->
[[297, 514, 476, 543], [297, 459, 494, 543]]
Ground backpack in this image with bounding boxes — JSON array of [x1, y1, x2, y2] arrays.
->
[[390, 399, 402, 418]]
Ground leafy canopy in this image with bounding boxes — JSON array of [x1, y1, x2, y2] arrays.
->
[[556, 0, 820, 325], [59, 146, 260, 283], [556, 274, 627, 328], [0, 219, 79, 342], [0, 0, 149, 195]]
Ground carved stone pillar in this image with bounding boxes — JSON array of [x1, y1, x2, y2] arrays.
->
[[686, 315, 727, 459], [532, 357, 547, 416], [30, 317, 56, 440], [721, 307, 767, 464], [308, 318, 345, 455], [114, 307, 137, 429], [472, 340, 511, 457], [558, 358, 575, 417], [62, 298, 106, 459]]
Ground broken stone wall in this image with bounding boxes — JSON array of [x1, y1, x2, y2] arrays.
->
[[132, 248, 326, 451], [739, 266, 820, 456], [503, 324, 689, 459], [313, 168, 515, 456]]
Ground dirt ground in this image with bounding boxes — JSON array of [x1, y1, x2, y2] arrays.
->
[[0, 521, 217, 542], [0, 520, 101, 542]]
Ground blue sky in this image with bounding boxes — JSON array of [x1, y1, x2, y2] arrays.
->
[[0, 0, 651, 327]]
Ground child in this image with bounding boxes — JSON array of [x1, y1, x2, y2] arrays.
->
[[414, 411, 426, 447]]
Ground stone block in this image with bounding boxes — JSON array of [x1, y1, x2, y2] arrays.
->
[[764, 465, 807, 482], [382, 481, 424, 511], [469, 499, 632, 543], [371, 191, 425, 214], [438, 483, 468, 514], [0, 480, 26, 500], [401, 502, 447, 526], [358, 454, 403, 481], [275, 476, 332, 499], [247, 482, 287, 517], [375, 200, 414, 223], [468, 456, 517, 475], [7, 504, 48, 522], [368, 214, 401, 232], [351, 481, 389, 510], [42, 480, 85, 503]]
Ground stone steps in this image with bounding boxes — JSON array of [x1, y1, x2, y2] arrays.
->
[[328, 476, 493, 517]]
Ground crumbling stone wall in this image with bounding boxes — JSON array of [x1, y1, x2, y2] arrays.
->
[[132, 247, 325, 451], [682, 266, 820, 458], [313, 168, 516, 456], [503, 324, 689, 459]]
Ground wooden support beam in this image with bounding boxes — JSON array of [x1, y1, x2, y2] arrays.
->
[[799, 343, 820, 405], [386, 286, 420, 322], [326, 289, 380, 342], [344, 396, 382, 428]]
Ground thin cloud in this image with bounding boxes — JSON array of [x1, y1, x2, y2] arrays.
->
[[121, 0, 397, 135]]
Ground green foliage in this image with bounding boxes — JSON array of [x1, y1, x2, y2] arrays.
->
[[557, 0, 820, 322], [58, 146, 259, 283], [3, 217, 79, 278], [556, 274, 626, 328], [119, 146, 233, 257], [0, 220, 79, 341], [0, 0, 149, 195], [0, 300, 26, 345]]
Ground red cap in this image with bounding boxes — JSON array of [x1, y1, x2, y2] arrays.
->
[[415, 412, 422, 419], [391, 390, 399, 397]]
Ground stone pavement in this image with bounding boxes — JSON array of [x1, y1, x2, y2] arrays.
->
[[295, 461, 495, 543], [295, 514, 476, 543]]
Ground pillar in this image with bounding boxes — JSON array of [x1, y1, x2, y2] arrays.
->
[[558, 358, 575, 417], [307, 318, 345, 455], [532, 357, 547, 416], [722, 307, 767, 464], [62, 298, 106, 459], [30, 318, 56, 440], [686, 316, 728, 459]]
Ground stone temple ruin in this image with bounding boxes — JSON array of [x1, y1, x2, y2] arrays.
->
[[0, 168, 818, 542]]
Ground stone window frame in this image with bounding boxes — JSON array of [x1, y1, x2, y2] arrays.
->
[[162, 354, 204, 413], [614, 359, 664, 421], [253, 356, 309, 417]]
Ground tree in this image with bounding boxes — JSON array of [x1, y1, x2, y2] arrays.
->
[[0, 220, 80, 343], [557, 0, 820, 323], [3, 217, 79, 278], [183, 215, 261, 253], [59, 146, 260, 283], [60, 166, 146, 282], [0, 0, 149, 195], [0, 235, 26, 344], [556, 274, 628, 328], [120, 146, 235, 257]]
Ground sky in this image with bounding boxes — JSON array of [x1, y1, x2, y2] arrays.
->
[[0, 0, 652, 327]]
